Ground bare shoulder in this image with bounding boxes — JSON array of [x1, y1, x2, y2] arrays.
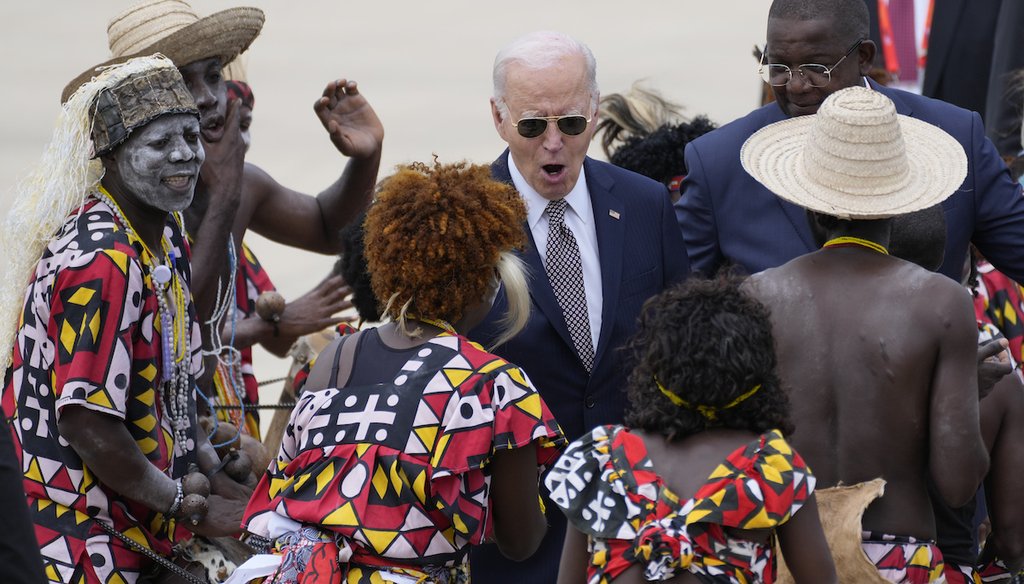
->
[[241, 161, 279, 200]]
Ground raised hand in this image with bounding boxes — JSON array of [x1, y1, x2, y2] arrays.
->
[[197, 98, 247, 202], [313, 79, 384, 160], [277, 274, 355, 338]]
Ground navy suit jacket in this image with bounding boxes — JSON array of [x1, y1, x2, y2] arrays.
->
[[676, 81, 1024, 282], [468, 152, 688, 584]]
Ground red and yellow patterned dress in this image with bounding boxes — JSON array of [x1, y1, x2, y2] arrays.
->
[[241, 331, 566, 583], [545, 426, 815, 584], [1, 198, 203, 583]]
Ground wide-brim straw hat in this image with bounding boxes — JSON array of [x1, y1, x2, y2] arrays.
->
[[61, 0, 264, 104], [741, 86, 967, 220]]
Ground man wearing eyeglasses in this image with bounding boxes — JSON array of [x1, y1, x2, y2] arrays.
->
[[677, 0, 1024, 288], [468, 30, 689, 584]]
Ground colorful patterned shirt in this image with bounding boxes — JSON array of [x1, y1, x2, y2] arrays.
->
[[545, 426, 815, 584], [1, 198, 203, 583], [242, 332, 566, 580]]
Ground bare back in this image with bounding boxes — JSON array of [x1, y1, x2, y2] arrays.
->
[[744, 249, 985, 540]]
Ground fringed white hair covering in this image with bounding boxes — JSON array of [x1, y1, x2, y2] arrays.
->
[[0, 54, 178, 373]]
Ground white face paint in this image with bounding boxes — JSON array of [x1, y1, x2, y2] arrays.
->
[[115, 113, 205, 213]]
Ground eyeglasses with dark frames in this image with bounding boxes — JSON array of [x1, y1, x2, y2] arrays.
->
[[758, 39, 864, 88], [512, 114, 591, 138]]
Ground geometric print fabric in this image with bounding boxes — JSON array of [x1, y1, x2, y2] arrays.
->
[[242, 332, 566, 578], [1, 198, 203, 583], [545, 426, 815, 584]]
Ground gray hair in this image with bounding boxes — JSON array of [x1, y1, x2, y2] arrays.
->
[[492, 30, 599, 120]]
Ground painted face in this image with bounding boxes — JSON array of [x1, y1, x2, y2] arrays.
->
[[492, 54, 598, 200], [114, 113, 205, 213], [178, 57, 227, 142], [766, 17, 872, 117], [239, 104, 253, 152]]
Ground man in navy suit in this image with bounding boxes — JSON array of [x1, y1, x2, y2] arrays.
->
[[469, 30, 688, 584], [677, 0, 1024, 284]]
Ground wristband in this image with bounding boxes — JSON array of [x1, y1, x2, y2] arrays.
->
[[166, 479, 184, 518]]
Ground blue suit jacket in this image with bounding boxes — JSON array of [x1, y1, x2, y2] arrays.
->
[[676, 81, 1024, 282], [468, 152, 688, 584]]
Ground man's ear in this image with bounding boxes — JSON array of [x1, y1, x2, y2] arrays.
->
[[858, 39, 878, 75], [491, 98, 509, 141]]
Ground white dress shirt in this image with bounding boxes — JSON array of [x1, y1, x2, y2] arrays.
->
[[508, 154, 602, 352]]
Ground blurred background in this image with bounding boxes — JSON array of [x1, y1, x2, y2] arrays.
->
[[0, 1, 772, 434]]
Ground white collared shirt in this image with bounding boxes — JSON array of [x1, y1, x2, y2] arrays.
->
[[508, 154, 602, 352]]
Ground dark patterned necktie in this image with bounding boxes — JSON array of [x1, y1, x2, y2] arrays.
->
[[545, 198, 594, 372]]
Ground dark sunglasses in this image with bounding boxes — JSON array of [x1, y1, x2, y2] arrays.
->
[[512, 114, 591, 138]]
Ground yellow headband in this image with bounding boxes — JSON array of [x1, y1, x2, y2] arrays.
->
[[655, 378, 762, 422]]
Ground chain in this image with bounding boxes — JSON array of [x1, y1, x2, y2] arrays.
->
[[213, 402, 298, 410], [93, 519, 207, 584]]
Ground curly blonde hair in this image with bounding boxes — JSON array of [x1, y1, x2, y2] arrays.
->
[[364, 160, 529, 343]]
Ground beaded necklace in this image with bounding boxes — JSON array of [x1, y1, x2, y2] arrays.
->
[[92, 186, 193, 452], [822, 236, 890, 255]]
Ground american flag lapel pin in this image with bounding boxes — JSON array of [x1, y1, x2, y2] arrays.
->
[[609, 209, 621, 220]]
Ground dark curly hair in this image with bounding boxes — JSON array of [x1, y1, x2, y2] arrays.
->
[[608, 117, 717, 188], [624, 276, 793, 441], [363, 159, 527, 328], [334, 211, 381, 323]]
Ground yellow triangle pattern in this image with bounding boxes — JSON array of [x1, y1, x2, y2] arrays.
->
[[123, 526, 151, 549], [362, 529, 399, 554], [322, 502, 360, 527], [139, 364, 157, 383], [85, 389, 114, 409], [136, 437, 159, 455], [507, 367, 527, 386], [414, 425, 438, 450], [443, 369, 472, 388], [25, 457, 44, 483], [133, 414, 157, 433], [81, 466, 95, 492], [102, 249, 129, 274], [44, 564, 59, 582], [107, 573, 129, 584], [514, 393, 542, 418]]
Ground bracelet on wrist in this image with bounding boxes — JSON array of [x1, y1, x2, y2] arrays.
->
[[166, 479, 184, 518]]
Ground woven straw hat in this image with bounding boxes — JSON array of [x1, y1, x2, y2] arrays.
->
[[741, 86, 967, 220], [61, 0, 264, 103]]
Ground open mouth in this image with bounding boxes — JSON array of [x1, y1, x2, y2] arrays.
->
[[201, 116, 226, 140], [162, 175, 193, 189], [543, 164, 565, 176]]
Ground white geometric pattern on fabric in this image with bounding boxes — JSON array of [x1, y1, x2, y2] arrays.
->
[[544, 198, 594, 372]]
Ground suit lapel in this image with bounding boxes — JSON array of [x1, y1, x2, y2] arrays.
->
[[759, 105, 817, 251], [492, 152, 578, 355], [586, 159, 625, 365]]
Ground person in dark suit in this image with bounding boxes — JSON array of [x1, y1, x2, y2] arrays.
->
[[677, 0, 1024, 285], [866, 0, 1024, 156], [468, 30, 689, 584]]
